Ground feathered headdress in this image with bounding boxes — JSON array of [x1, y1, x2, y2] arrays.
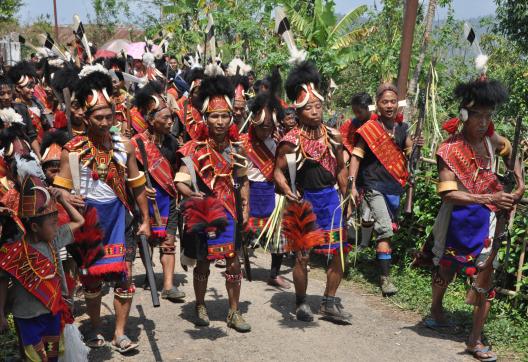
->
[[182, 197, 228, 239], [250, 68, 285, 126], [7, 61, 37, 87], [275, 6, 307, 64], [282, 201, 325, 252], [41, 130, 69, 165], [285, 61, 324, 109], [75, 66, 113, 113], [196, 65, 234, 114], [134, 81, 168, 117], [19, 175, 57, 219]]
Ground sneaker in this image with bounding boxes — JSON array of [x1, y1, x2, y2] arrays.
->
[[380, 276, 398, 296], [226, 309, 251, 333], [161, 287, 186, 302], [295, 303, 314, 322], [195, 304, 210, 327], [319, 296, 352, 325]]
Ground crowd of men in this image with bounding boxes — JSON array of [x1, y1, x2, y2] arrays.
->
[[0, 33, 524, 362]]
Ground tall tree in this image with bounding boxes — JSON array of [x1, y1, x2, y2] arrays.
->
[[0, 0, 22, 22], [495, 0, 528, 54]]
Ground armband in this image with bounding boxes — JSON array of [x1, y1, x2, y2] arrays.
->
[[127, 171, 146, 189], [174, 172, 192, 187], [352, 147, 365, 159], [499, 138, 512, 158], [53, 175, 74, 190], [437, 181, 458, 193]]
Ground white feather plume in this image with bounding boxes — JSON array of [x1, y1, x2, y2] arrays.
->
[[475, 54, 489, 74], [79, 63, 109, 78], [142, 52, 156, 67], [14, 154, 46, 181], [204, 63, 225, 77], [227, 58, 252, 76], [0, 108, 24, 127]]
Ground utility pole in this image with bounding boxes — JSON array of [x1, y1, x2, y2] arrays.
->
[[396, 0, 419, 99], [53, 0, 59, 41]]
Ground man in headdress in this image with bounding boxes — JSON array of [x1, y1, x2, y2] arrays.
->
[[428, 78, 523, 361], [241, 70, 290, 288], [131, 84, 185, 302], [175, 67, 204, 140], [49, 65, 85, 135], [0, 175, 84, 362], [348, 83, 420, 296], [0, 73, 39, 156], [175, 65, 251, 332], [8, 61, 52, 146], [53, 65, 150, 353], [274, 61, 351, 324], [227, 58, 252, 131]]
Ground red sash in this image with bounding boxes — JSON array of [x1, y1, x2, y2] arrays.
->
[[280, 128, 337, 178], [27, 107, 45, 144], [65, 135, 130, 210], [129, 107, 147, 134], [132, 132, 176, 198], [179, 140, 237, 219], [240, 133, 275, 181], [437, 134, 502, 211], [176, 99, 203, 140], [0, 240, 63, 315], [357, 119, 408, 187], [339, 119, 359, 154]]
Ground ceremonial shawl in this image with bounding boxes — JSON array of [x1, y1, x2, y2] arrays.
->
[[27, 106, 45, 144], [129, 106, 147, 134], [176, 99, 203, 140], [339, 118, 360, 154], [131, 132, 176, 198], [0, 240, 63, 315], [437, 134, 502, 211], [114, 94, 128, 124], [280, 128, 337, 178], [357, 119, 408, 187], [240, 133, 275, 181], [64, 135, 130, 210], [33, 84, 51, 110], [179, 140, 238, 219]]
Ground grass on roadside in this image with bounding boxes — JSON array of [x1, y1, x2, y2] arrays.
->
[[344, 249, 528, 361], [0, 315, 20, 361]]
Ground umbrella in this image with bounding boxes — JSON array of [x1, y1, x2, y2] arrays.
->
[[126, 42, 161, 60], [100, 39, 130, 54], [94, 49, 117, 59]]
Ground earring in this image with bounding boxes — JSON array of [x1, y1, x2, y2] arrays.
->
[[460, 108, 468, 122]]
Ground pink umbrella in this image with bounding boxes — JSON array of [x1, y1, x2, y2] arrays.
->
[[126, 42, 161, 60], [94, 49, 117, 59]]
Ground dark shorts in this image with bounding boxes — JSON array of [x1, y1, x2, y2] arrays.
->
[[125, 211, 138, 263]]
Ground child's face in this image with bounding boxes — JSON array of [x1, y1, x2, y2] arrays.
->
[[44, 165, 60, 184], [31, 214, 59, 243]]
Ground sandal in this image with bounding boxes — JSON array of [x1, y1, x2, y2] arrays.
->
[[85, 333, 105, 348], [466, 344, 497, 362], [112, 335, 138, 354]]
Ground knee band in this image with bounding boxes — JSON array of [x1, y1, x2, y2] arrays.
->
[[160, 245, 176, 255], [83, 283, 103, 299], [193, 269, 210, 282], [432, 270, 450, 289], [225, 271, 243, 284], [114, 284, 136, 299]]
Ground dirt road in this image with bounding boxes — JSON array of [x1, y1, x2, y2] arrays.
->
[[79, 251, 471, 362]]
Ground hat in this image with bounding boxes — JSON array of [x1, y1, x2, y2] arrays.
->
[[285, 61, 324, 109], [19, 175, 57, 219]]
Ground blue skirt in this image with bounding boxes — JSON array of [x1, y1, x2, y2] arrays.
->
[[15, 312, 62, 361], [249, 181, 275, 218], [304, 186, 349, 255]]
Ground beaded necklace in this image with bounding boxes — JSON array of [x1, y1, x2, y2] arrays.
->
[[299, 124, 330, 162]]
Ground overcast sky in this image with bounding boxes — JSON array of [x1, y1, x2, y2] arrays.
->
[[18, 0, 497, 25]]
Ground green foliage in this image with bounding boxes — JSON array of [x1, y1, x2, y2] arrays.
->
[[495, 0, 528, 54], [0, 0, 22, 22], [0, 315, 19, 360]]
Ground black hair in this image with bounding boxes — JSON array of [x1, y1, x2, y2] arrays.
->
[[195, 74, 234, 114], [182, 67, 204, 86], [50, 64, 80, 95], [454, 79, 508, 109], [7, 61, 37, 84], [351, 92, 372, 110], [105, 56, 126, 72], [133, 81, 164, 113], [22, 211, 58, 231], [0, 75, 13, 88], [285, 61, 321, 102], [230, 74, 250, 92], [249, 67, 285, 122], [74, 70, 113, 110], [40, 129, 70, 158]]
